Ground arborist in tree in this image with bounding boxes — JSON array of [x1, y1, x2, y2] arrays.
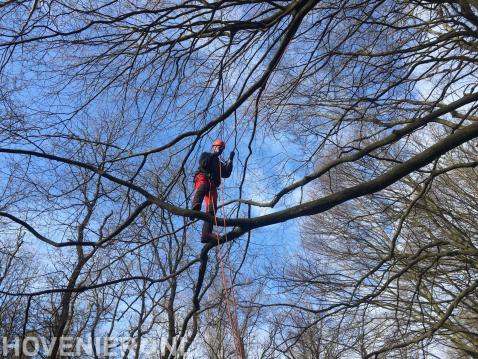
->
[[191, 139, 235, 242]]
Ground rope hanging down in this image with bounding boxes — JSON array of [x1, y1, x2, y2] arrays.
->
[[209, 119, 245, 359], [211, 193, 244, 359]]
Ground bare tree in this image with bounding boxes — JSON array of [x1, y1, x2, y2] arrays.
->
[[0, 0, 478, 357], [270, 141, 478, 357]]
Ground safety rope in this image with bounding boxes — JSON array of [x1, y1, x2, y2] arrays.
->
[[220, 176, 244, 358], [209, 118, 245, 359], [209, 182, 244, 359]]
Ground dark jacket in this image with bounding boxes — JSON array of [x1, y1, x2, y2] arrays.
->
[[196, 152, 233, 186]]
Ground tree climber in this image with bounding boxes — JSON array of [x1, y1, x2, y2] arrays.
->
[[191, 139, 235, 242]]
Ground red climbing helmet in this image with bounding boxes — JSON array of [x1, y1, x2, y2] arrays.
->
[[212, 139, 225, 149]]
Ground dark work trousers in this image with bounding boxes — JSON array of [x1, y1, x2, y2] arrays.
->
[[191, 173, 218, 239]]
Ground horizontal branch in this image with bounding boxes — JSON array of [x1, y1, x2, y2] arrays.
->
[[0, 212, 97, 247], [237, 91, 478, 208], [221, 120, 478, 229], [0, 258, 199, 297]]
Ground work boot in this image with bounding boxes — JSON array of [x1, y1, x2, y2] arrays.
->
[[201, 232, 221, 243]]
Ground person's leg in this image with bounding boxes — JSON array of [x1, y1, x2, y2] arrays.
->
[[191, 174, 208, 220], [201, 183, 219, 242]]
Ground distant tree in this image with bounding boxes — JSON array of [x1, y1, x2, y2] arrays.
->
[[277, 142, 478, 357]]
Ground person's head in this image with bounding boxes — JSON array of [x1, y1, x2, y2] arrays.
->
[[212, 139, 225, 154]]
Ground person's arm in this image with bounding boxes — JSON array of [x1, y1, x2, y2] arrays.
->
[[221, 151, 234, 178]]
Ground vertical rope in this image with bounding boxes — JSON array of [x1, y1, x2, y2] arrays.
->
[[220, 181, 245, 358], [210, 120, 245, 358], [210, 183, 243, 359]]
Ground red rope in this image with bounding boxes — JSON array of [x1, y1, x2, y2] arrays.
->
[[220, 178, 245, 358], [210, 185, 244, 359], [210, 119, 245, 358]]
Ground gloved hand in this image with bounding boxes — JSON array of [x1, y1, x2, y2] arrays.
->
[[229, 151, 235, 160]]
